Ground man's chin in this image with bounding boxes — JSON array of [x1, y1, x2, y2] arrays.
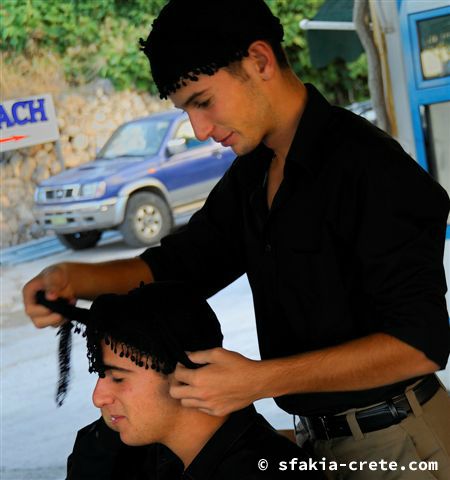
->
[[231, 143, 257, 156], [119, 433, 148, 447]]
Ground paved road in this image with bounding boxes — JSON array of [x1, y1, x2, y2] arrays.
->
[[0, 231, 121, 267]]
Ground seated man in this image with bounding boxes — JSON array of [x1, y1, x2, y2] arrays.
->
[[38, 282, 324, 479]]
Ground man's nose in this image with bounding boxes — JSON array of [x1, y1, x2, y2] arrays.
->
[[188, 111, 214, 142], [92, 377, 114, 408]]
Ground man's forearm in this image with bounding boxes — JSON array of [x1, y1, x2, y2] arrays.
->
[[64, 257, 153, 300], [257, 333, 439, 399], [171, 334, 439, 416]]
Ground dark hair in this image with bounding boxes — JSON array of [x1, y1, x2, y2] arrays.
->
[[224, 38, 290, 82], [37, 282, 223, 405], [85, 282, 223, 377]]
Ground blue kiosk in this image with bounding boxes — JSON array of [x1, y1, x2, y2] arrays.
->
[[399, 1, 449, 239]]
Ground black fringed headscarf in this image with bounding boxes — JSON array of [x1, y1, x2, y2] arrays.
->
[[36, 282, 223, 406], [139, 0, 284, 99]]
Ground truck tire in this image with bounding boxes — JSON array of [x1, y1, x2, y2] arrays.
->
[[120, 192, 172, 248], [57, 231, 102, 250]]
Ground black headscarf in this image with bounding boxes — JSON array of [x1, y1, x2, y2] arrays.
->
[[36, 282, 223, 406], [139, 0, 284, 98]]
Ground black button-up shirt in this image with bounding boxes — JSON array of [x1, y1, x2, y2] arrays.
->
[[141, 84, 450, 416]]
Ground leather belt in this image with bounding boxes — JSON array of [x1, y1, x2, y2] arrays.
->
[[299, 375, 440, 440]]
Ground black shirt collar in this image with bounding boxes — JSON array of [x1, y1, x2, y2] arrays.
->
[[184, 406, 258, 478], [242, 83, 333, 183], [285, 83, 333, 176], [144, 407, 259, 479]]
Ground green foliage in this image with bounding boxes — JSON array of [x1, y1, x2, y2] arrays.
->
[[1, 0, 368, 104], [1, 0, 165, 94], [267, 0, 369, 104]]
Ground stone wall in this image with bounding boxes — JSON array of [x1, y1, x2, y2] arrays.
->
[[0, 87, 169, 248]]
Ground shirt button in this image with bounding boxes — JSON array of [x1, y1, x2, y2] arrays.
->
[[265, 244, 272, 253]]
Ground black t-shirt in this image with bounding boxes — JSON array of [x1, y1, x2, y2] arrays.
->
[[141, 83, 450, 416], [67, 408, 324, 479]]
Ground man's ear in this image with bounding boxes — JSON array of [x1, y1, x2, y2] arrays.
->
[[247, 40, 276, 81]]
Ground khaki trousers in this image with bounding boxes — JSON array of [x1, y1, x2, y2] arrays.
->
[[297, 384, 450, 479]]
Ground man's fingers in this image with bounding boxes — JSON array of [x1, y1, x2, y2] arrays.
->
[[169, 383, 198, 400], [180, 398, 207, 409], [173, 363, 197, 384], [23, 285, 66, 328], [182, 402, 226, 417], [22, 264, 77, 329], [22, 279, 44, 308], [37, 312, 65, 329], [41, 265, 69, 293], [23, 274, 59, 310], [170, 387, 223, 416], [25, 302, 55, 318], [50, 315, 68, 329], [45, 290, 59, 301], [198, 408, 214, 416], [186, 347, 222, 364]]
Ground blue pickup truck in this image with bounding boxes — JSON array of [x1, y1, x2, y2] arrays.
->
[[33, 109, 235, 249]]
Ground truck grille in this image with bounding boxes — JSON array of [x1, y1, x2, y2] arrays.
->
[[40, 185, 80, 203]]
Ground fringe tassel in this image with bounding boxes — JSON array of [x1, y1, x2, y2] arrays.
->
[[55, 322, 73, 407]]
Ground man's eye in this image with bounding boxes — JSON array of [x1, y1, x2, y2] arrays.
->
[[196, 99, 210, 109], [112, 377, 124, 384]]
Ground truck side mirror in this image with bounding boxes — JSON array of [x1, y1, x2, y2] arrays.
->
[[167, 138, 187, 156]]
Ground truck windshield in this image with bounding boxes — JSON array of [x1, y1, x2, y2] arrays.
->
[[97, 118, 170, 159]]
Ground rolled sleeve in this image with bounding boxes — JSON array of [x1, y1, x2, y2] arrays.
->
[[357, 149, 450, 368]]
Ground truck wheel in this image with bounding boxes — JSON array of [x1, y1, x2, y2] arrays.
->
[[57, 231, 102, 250], [120, 192, 172, 248]]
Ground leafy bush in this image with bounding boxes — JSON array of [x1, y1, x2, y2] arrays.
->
[[1, 0, 163, 94], [268, 0, 369, 104], [1, 0, 368, 104]]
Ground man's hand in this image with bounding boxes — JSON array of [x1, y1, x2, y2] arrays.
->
[[169, 335, 439, 416], [169, 348, 263, 416], [23, 263, 76, 329], [23, 257, 154, 330]]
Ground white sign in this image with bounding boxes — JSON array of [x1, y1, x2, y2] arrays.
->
[[0, 94, 60, 153]]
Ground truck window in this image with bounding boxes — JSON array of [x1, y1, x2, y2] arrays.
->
[[98, 119, 170, 159], [174, 120, 212, 150]]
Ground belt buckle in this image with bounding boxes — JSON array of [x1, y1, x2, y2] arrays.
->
[[319, 416, 331, 440]]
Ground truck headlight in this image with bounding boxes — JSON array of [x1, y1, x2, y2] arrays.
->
[[35, 187, 46, 203], [80, 181, 106, 198]]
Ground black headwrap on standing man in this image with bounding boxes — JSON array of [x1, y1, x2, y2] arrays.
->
[[139, 0, 284, 98]]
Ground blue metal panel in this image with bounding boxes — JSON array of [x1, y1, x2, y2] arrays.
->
[[407, 6, 450, 90], [399, 4, 450, 174], [400, 4, 449, 325]]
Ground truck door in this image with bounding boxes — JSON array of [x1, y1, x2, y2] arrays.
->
[[160, 119, 234, 206]]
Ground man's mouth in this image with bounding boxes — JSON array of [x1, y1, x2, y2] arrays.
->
[[216, 132, 234, 146], [110, 415, 125, 425]]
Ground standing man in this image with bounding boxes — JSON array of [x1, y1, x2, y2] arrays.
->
[[23, 1, 450, 478]]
